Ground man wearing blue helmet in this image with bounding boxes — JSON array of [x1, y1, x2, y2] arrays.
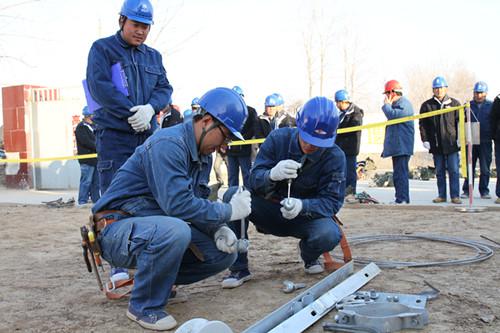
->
[[86, 0, 173, 291], [491, 92, 500, 204], [221, 96, 345, 288], [255, 94, 296, 139], [419, 76, 462, 204], [89, 87, 251, 330], [461, 82, 493, 199], [75, 106, 100, 206]]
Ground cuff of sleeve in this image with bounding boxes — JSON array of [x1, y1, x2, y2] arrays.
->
[[301, 199, 310, 216]]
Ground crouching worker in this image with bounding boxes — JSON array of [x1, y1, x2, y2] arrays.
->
[[90, 87, 251, 331], [221, 96, 346, 289]]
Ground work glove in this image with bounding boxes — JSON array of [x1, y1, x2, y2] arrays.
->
[[280, 198, 303, 220], [128, 104, 155, 132], [270, 160, 302, 181], [214, 226, 238, 254], [423, 141, 430, 150], [229, 189, 252, 221]]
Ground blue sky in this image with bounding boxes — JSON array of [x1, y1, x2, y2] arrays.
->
[[0, 0, 499, 120]]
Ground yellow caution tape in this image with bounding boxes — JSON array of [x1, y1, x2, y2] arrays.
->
[[2, 104, 468, 163]]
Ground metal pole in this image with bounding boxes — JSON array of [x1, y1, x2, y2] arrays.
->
[[241, 261, 353, 333], [466, 105, 473, 207]]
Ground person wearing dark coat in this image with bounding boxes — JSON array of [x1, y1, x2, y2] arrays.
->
[[490, 93, 500, 204], [334, 89, 364, 195], [160, 104, 183, 128], [75, 106, 100, 205], [254, 94, 296, 140], [419, 76, 462, 204]]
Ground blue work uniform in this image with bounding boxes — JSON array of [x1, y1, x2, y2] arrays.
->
[[224, 127, 345, 272], [92, 121, 235, 316], [86, 31, 173, 193], [381, 96, 415, 203]]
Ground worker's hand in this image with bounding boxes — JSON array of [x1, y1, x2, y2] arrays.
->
[[229, 189, 252, 221], [128, 104, 155, 132], [214, 226, 238, 254], [423, 141, 430, 150], [280, 198, 303, 220], [270, 160, 302, 181]]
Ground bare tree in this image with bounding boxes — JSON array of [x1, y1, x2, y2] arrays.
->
[[302, 11, 316, 98]]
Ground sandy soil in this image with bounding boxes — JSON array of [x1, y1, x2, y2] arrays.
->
[[0, 203, 499, 333]]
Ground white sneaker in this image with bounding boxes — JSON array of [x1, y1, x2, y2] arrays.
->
[[221, 270, 252, 289], [127, 308, 177, 331], [304, 261, 324, 274]]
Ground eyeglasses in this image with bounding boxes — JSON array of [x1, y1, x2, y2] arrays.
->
[[217, 125, 232, 144]]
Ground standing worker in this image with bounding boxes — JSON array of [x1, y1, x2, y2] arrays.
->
[[90, 87, 251, 330], [75, 106, 100, 206], [419, 76, 462, 204], [381, 81, 414, 204], [221, 96, 345, 288], [255, 94, 295, 139], [86, 0, 173, 281], [461, 81, 493, 199], [226, 85, 258, 187], [334, 89, 364, 197], [490, 92, 500, 204]]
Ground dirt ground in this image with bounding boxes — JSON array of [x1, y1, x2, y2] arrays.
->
[[0, 203, 499, 333]]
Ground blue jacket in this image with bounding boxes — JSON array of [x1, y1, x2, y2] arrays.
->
[[381, 96, 414, 157], [92, 121, 231, 237], [86, 31, 173, 134], [469, 99, 493, 143], [250, 127, 346, 217]]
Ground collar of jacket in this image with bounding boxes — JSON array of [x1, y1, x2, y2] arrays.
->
[[114, 31, 146, 53], [433, 95, 452, 107], [288, 128, 324, 164], [183, 120, 209, 165]]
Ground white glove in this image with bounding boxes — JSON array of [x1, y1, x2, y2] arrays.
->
[[280, 198, 303, 220], [270, 160, 302, 181], [128, 104, 155, 132], [423, 141, 430, 150], [229, 189, 252, 221], [214, 226, 238, 254]]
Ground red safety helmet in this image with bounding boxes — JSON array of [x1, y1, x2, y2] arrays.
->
[[383, 80, 403, 95]]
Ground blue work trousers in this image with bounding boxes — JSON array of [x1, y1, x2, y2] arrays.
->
[[461, 142, 493, 196], [227, 155, 252, 188], [342, 155, 357, 194], [223, 187, 342, 272], [98, 214, 236, 316], [95, 128, 150, 194], [392, 155, 410, 203], [78, 164, 100, 205], [433, 152, 460, 199]]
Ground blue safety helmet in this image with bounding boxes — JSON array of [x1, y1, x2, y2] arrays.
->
[[432, 76, 448, 89], [232, 86, 244, 97], [473, 81, 488, 93], [265, 94, 279, 107], [296, 97, 339, 148], [120, 0, 154, 25], [82, 106, 93, 116], [272, 93, 284, 106], [198, 87, 248, 141], [191, 97, 200, 107], [334, 89, 350, 102]]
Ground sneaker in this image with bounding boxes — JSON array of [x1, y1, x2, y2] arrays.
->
[[304, 260, 324, 275], [126, 307, 177, 331], [495, 198, 500, 204], [481, 194, 491, 199], [110, 268, 130, 284], [432, 197, 446, 203], [221, 269, 252, 289], [451, 197, 462, 204], [460, 192, 469, 199]]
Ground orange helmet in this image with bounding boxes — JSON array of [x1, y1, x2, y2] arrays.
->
[[383, 80, 403, 95]]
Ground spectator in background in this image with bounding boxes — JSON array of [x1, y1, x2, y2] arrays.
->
[[490, 93, 500, 204], [461, 81, 493, 199], [419, 76, 462, 204], [381, 80, 414, 204], [334, 89, 364, 198], [75, 106, 100, 206], [160, 104, 183, 128], [255, 94, 295, 140], [225, 86, 258, 188]]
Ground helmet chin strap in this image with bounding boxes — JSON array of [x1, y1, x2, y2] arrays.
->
[[197, 121, 220, 155]]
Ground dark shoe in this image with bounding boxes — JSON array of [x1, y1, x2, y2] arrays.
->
[[221, 269, 252, 289], [451, 197, 462, 204], [460, 192, 469, 199], [126, 307, 177, 331], [432, 197, 446, 203], [304, 260, 324, 274]]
